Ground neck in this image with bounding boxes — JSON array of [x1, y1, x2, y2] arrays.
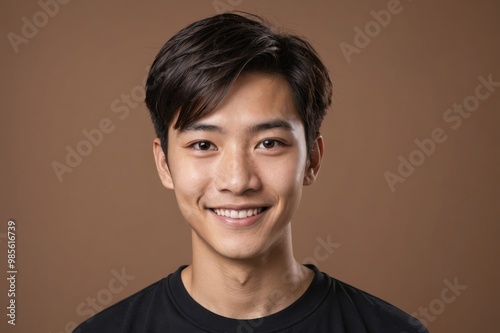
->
[[181, 230, 314, 319]]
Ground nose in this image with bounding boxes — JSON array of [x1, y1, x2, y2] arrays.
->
[[215, 148, 262, 194]]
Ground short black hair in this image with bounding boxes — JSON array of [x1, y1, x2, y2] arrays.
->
[[145, 12, 332, 156]]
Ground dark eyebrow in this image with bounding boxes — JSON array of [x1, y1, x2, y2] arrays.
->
[[181, 119, 294, 134], [250, 119, 294, 133], [181, 123, 224, 133]]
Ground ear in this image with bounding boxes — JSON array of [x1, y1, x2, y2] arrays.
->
[[153, 138, 174, 190], [303, 136, 324, 186]]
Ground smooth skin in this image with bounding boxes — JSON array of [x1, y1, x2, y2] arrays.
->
[[153, 72, 324, 319]]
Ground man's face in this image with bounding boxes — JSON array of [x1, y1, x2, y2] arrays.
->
[[153, 72, 323, 260]]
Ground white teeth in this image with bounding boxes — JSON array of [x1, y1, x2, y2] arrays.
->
[[213, 208, 264, 219]]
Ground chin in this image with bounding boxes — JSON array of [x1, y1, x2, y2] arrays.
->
[[214, 241, 265, 261]]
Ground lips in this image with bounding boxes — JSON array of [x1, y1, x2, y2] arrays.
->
[[210, 207, 266, 219]]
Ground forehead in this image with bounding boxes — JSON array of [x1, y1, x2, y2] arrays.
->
[[176, 72, 302, 131]]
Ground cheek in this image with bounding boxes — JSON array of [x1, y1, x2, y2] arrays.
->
[[174, 166, 210, 195], [171, 166, 210, 222], [169, 153, 212, 201], [262, 154, 305, 197]]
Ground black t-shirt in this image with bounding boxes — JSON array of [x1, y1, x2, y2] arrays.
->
[[74, 265, 428, 332]]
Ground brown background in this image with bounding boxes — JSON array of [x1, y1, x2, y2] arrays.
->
[[1, 0, 499, 332]]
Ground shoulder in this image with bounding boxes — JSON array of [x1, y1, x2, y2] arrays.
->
[[316, 268, 429, 333], [72, 277, 166, 333]]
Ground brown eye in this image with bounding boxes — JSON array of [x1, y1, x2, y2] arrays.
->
[[193, 141, 215, 151], [262, 139, 276, 149], [258, 139, 284, 149]]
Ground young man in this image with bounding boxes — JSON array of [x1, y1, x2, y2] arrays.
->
[[75, 13, 428, 333]]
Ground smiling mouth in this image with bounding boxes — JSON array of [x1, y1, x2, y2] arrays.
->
[[210, 207, 267, 219]]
